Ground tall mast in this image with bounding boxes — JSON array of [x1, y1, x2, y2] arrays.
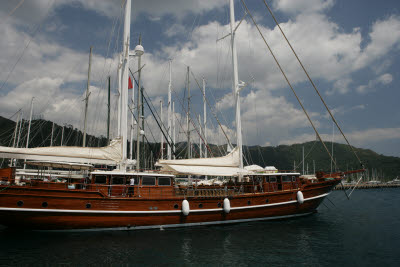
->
[[136, 36, 143, 171], [20, 102, 30, 166], [16, 111, 23, 148], [302, 146, 305, 175], [120, 0, 131, 169], [167, 60, 172, 160], [140, 37, 145, 169], [130, 75, 135, 160], [107, 76, 111, 143], [61, 125, 64, 146], [12, 111, 21, 148], [199, 114, 202, 158], [50, 122, 55, 147], [160, 100, 164, 160], [25, 97, 34, 149], [172, 102, 176, 159], [229, 0, 243, 169], [11, 111, 21, 167], [117, 54, 122, 137], [203, 77, 207, 159], [83, 46, 93, 147], [186, 66, 191, 159]]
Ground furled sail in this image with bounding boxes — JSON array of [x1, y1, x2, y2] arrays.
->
[[157, 147, 250, 176], [0, 138, 123, 165]]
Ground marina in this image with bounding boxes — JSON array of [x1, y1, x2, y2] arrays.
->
[[334, 182, 400, 190]]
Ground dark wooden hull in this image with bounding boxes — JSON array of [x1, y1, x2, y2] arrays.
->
[[0, 179, 339, 230]]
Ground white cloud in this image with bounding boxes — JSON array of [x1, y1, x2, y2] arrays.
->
[[377, 73, 393, 85], [272, 0, 334, 15], [165, 24, 187, 38], [240, 90, 320, 146], [323, 104, 365, 119], [327, 78, 353, 95], [354, 16, 400, 69], [356, 73, 393, 94], [0, 0, 227, 23]]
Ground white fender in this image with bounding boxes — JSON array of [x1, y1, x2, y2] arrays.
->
[[297, 191, 304, 204], [223, 198, 231, 214], [182, 199, 190, 216]]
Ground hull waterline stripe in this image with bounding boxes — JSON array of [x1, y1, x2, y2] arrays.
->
[[42, 212, 315, 232], [0, 193, 329, 214]]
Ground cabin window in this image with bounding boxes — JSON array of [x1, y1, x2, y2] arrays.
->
[[292, 176, 297, 182], [282, 176, 291, 183], [142, 176, 156, 186], [269, 176, 277, 183], [158, 177, 171, 186], [94, 175, 107, 184], [111, 176, 125, 185]]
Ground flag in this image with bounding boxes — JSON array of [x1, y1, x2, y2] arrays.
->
[[128, 76, 133, 89]]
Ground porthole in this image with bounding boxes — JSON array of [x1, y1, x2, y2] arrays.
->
[[247, 200, 251, 205], [42, 202, 48, 208], [198, 203, 203, 208], [86, 203, 91, 209], [217, 202, 221, 208], [173, 204, 179, 209], [265, 199, 269, 204], [17, 200, 23, 207]]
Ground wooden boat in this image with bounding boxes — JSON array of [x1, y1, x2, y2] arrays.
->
[[0, 0, 363, 230], [0, 167, 343, 230]]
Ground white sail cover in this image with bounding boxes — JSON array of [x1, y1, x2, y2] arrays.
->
[[157, 147, 250, 176], [244, 164, 264, 171], [0, 138, 123, 165], [159, 147, 240, 167]]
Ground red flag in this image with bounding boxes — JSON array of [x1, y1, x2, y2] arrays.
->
[[128, 76, 133, 89]]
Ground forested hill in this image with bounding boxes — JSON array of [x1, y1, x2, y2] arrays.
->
[[243, 142, 400, 180], [1, 116, 399, 180], [0, 116, 108, 148]]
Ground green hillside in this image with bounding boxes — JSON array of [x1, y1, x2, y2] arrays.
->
[[1, 116, 399, 180]]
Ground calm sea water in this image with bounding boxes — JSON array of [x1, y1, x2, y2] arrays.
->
[[0, 189, 399, 266]]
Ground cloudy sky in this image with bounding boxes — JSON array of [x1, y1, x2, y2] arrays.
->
[[0, 0, 399, 157]]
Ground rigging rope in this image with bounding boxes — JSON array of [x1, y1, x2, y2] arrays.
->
[[240, 0, 339, 170], [262, 0, 364, 168]]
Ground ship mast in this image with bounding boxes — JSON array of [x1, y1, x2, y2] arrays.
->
[[229, 0, 243, 170], [83, 46, 93, 147], [120, 0, 131, 170], [167, 60, 172, 160]]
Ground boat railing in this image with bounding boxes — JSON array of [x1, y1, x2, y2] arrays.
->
[[9, 179, 301, 198]]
